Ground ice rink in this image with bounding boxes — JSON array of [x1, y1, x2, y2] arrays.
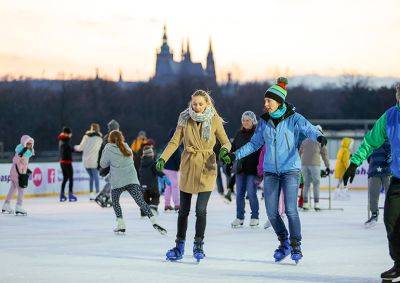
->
[[0, 190, 390, 283]]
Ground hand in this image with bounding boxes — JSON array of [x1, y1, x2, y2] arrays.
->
[[218, 148, 229, 162], [18, 147, 28, 157], [254, 175, 263, 186], [317, 136, 327, 147], [155, 158, 165, 172], [162, 175, 171, 186], [325, 167, 330, 175], [343, 163, 358, 186]]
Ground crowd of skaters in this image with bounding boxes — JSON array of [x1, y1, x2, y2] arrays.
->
[[1, 79, 399, 280]]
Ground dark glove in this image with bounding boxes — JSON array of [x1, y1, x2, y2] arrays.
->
[[343, 162, 357, 186], [155, 158, 165, 172], [325, 167, 330, 175], [317, 136, 327, 147], [99, 166, 110, 177], [18, 147, 28, 157]]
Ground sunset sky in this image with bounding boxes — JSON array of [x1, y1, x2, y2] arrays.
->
[[1, 0, 399, 82]]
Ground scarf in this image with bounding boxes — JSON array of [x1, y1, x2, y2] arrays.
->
[[178, 106, 215, 142], [269, 103, 287, 119]]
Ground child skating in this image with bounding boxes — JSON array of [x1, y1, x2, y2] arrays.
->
[[2, 135, 35, 216], [100, 130, 166, 235]]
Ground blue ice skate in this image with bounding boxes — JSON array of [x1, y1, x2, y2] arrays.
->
[[68, 193, 77, 202], [193, 241, 205, 263], [274, 239, 291, 262], [60, 194, 67, 202], [290, 241, 303, 264], [166, 240, 185, 261]]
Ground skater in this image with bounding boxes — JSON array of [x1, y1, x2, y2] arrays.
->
[[230, 111, 261, 228], [163, 128, 182, 212], [299, 125, 330, 211], [257, 145, 284, 229], [95, 119, 120, 208], [75, 123, 103, 201], [334, 137, 353, 199], [139, 144, 171, 216], [220, 77, 326, 263], [100, 130, 166, 235], [342, 83, 400, 281], [156, 89, 231, 262], [214, 142, 225, 195], [364, 140, 391, 227], [2, 135, 34, 216], [58, 127, 77, 202]]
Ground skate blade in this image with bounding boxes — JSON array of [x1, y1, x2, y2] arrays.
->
[[2, 210, 14, 215], [15, 212, 27, 216], [231, 224, 244, 229], [114, 230, 126, 235]]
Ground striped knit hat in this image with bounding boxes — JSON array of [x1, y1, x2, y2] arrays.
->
[[264, 77, 288, 104]]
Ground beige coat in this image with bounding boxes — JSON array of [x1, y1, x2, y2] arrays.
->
[[160, 115, 231, 194]]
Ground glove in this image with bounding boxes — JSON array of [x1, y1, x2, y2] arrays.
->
[[325, 167, 330, 175], [219, 148, 235, 164], [162, 175, 171, 186], [343, 162, 358, 186], [317, 136, 327, 147], [155, 158, 165, 172], [18, 147, 28, 157], [218, 148, 229, 162], [254, 175, 263, 186]]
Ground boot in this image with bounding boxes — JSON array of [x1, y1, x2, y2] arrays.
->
[[273, 237, 291, 262], [60, 194, 67, 202], [166, 239, 185, 261], [114, 218, 126, 234], [290, 240, 303, 264], [231, 218, 244, 228], [15, 204, 27, 216], [381, 263, 400, 281], [249, 218, 259, 228], [2, 202, 14, 214], [193, 241, 205, 262], [314, 202, 321, 211], [364, 212, 378, 228]]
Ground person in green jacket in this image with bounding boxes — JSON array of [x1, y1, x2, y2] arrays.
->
[[343, 83, 400, 282]]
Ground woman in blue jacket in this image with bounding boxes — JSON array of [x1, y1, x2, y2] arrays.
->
[[220, 77, 326, 263]]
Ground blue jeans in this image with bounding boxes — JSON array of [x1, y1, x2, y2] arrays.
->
[[236, 173, 259, 220], [264, 170, 301, 242], [86, 168, 100, 193]]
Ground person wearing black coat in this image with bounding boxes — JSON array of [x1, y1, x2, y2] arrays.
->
[[58, 127, 77, 202], [230, 111, 261, 228], [139, 145, 170, 216]]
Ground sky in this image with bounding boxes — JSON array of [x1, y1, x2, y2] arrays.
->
[[1, 0, 399, 82]]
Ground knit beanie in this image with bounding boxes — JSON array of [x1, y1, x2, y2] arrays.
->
[[142, 145, 154, 157], [107, 119, 120, 131], [264, 77, 288, 104], [241, 111, 258, 125], [62, 127, 72, 134]]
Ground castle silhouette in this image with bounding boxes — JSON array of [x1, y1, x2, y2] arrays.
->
[[152, 25, 216, 85]]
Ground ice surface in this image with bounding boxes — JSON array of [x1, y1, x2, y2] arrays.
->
[[0, 190, 389, 283]]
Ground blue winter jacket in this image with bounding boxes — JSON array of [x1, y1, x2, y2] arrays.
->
[[235, 104, 321, 174]]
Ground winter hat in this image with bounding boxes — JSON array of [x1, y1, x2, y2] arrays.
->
[[62, 127, 72, 134], [142, 145, 154, 157], [264, 77, 288, 104], [241, 111, 258, 125], [138, 130, 147, 138], [107, 119, 120, 132]]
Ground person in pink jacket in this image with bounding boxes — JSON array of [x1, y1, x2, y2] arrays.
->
[[2, 135, 35, 216], [257, 146, 285, 229]]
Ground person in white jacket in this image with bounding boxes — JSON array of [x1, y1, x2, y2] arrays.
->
[[75, 123, 103, 200]]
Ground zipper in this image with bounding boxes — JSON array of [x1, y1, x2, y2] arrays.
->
[[285, 133, 290, 151], [274, 135, 278, 174]]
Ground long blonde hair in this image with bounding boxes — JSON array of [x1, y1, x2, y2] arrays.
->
[[190, 90, 225, 122], [108, 130, 132, 157]]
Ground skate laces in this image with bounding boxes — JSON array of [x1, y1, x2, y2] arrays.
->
[[193, 242, 204, 253]]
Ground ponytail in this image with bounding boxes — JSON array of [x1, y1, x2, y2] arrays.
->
[[108, 130, 132, 157]]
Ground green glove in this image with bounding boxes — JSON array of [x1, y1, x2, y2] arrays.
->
[[155, 158, 165, 172], [218, 148, 229, 162]]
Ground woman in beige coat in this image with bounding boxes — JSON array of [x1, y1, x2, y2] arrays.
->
[[156, 90, 231, 262]]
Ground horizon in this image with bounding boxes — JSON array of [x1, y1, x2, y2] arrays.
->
[[1, 0, 400, 82]]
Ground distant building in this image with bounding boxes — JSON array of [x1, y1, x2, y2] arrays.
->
[[152, 25, 217, 85]]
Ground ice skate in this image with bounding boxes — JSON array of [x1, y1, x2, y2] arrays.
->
[[113, 217, 126, 234], [2, 202, 14, 214], [249, 218, 259, 228], [15, 205, 27, 216], [231, 218, 244, 228]]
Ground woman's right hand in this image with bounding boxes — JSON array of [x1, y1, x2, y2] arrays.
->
[[155, 158, 166, 172]]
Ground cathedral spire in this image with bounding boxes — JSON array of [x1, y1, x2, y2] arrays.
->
[[205, 37, 216, 83], [186, 38, 191, 61]]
